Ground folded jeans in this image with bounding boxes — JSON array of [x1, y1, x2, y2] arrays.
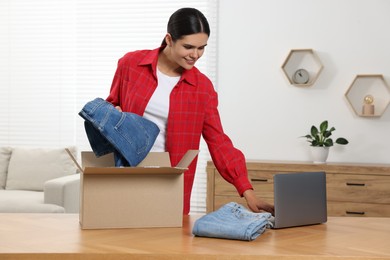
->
[[192, 202, 273, 241]]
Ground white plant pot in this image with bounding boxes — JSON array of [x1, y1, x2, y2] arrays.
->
[[310, 146, 330, 164]]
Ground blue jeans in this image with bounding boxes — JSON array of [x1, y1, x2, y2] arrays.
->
[[192, 202, 273, 241], [79, 98, 160, 167]]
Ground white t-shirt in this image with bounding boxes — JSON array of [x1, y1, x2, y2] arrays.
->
[[143, 69, 180, 152]]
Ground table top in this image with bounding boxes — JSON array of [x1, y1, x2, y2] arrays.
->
[[1, 213, 390, 260]]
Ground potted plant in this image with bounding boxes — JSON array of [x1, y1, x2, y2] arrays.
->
[[302, 120, 349, 163]]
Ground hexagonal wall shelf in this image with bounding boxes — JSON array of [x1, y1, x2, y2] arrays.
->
[[345, 74, 390, 117], [281, 49, 323, 87]]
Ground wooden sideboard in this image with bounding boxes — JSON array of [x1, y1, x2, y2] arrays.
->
[[206, 160, 390, 217]]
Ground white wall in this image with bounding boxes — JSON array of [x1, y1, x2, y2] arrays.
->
[[217, 0, 390, 164]]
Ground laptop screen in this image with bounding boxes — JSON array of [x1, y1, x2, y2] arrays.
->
[[273, 171, 327, 229]]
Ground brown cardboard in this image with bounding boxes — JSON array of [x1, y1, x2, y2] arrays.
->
[[71, 150, 198, 230]]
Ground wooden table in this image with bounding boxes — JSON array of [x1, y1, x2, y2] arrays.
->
[[1, 214, 390, 260]]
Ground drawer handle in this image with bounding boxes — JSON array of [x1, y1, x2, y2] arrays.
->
[[251, 178, 268, 182], [346, 182, 365, 187], [346, 211, 365, 215]]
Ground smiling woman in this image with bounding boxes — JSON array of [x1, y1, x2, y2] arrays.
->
[[0, 0, 218, 214], [159, 7, 210, 74], [159, 33, 209, 74], [104, 7, 274, 216]]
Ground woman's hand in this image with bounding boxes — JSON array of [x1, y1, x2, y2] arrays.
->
[[115, 106, 122, 112], [243, 189, 274, 215]]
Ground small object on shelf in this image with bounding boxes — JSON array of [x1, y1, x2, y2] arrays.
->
[[345, 74, 390, 117], [362, 94, 375, 116], [281, 49, 323, 87], [292, 69, 310, 84]]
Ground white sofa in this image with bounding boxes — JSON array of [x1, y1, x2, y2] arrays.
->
[[0, 146, 80, 213]]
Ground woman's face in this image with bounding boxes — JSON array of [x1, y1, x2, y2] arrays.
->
[[168, 33, 209, 71]]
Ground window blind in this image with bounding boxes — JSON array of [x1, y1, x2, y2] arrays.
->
[[0, 0, 217, 214]]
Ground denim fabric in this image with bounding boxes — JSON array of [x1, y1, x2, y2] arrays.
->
[[192, 202, 273, 241], [83, 120, 130, 166], [79, 98, 160, 167]]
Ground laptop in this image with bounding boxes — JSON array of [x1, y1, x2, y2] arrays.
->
[[272, 171, 327, 229]]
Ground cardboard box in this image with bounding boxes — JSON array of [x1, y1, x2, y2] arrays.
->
[[67, 149, 198, 229]]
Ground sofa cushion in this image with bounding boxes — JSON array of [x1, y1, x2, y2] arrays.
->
[[0, 147, 12, 189], [0, 190, 65, 213], [6, 147, 77, 191]]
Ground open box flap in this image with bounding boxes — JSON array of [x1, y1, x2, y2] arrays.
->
[[175, 150, 199, 168], [65, 148, 83, 173], [82, 152, 114, 168], [82, 166, 185, 175], [66, 148, 199, 175], [137, 152, 171, 167]]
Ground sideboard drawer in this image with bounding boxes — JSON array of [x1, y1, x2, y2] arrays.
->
[[328, 201, 390, 217], [214, 170, 275, 197], [248, 170, 276, 182], [248, 170, 274, 198], [214, 174, 239, 196], [327, 174, 390, 204]]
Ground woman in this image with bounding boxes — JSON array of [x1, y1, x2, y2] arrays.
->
[[106, 7, 274, 215]]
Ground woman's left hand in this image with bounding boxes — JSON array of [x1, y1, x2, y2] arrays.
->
[[243, 189, 274, 215]]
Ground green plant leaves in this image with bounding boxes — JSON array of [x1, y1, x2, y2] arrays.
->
[[319, 120, 328, 132], [323, 130, 332, 138], [324, 139, 333, 147], [303, 120, 349, 147], [335, 137, 349, 145], [310, 125, 318, 137]]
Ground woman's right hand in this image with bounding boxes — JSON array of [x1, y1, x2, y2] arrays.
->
[[115, 106, 122, 112]]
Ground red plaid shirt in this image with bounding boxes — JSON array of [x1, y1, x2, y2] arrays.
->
[[106, 47, 252, 214]]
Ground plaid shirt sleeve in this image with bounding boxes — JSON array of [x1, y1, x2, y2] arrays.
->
[[201, 84, 253, 196], [166, 67, 253, 197]]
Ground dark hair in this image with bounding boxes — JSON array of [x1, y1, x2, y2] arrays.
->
[[161, 8, 210, 45]]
